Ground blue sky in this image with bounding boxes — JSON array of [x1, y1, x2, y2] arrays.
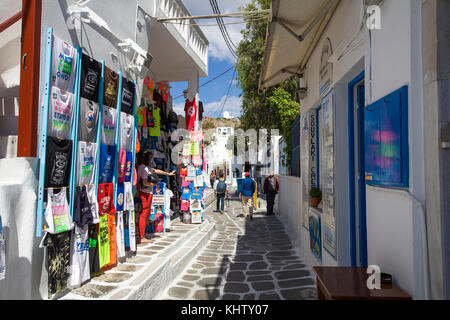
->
[[170, 0, 252, 119]]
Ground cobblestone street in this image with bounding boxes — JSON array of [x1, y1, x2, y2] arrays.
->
[[158, 194, 317, 300]]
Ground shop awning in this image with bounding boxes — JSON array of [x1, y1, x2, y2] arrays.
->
[[259, 0, 340, 90]]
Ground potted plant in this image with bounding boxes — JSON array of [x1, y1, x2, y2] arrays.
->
[[309, 187, 322, 207]]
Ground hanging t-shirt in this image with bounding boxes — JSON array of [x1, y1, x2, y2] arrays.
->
[[198, 101, 204, 121], [45, 136, 72, 188], [137, 106, 147, 127], [117, 149, 126, 183], [42, 230, 71, 299], [78, 98, 99, 143], [123, 210, 130, 251], [98, 182, 116, 216], [43, 187, 73, 234], [180, 198, 190, 211], [181, 187, 191, 200], [120, 112, 134, 151], [99, 143, 116, 183], [164, 189, 173, 229], [80, 53, 101, 102], [121, 77, 135, 115], [126, 210, 136, 252], [103, 66, 119, 109], [73, 186, 93, 227], [106, 213, 117, 268], [86, 184, 100, 224], [97, 214, 110, 269], [48, 86, 74, 139], [116, 182, 124, 212], [125, 151, 132, 183], [68, 225, 90, 288], [76, 141, 97, 186], [192, 154, 202, 167], [191, 188, 202, 200], [88, 224, 100, 275], [116, 211, 125, 259], [148, 108, 160, 137], [184, 98, 197, 131], [51, 36, 77, 93], [0, 215, 5, 281], [101, 106, 117, 146]]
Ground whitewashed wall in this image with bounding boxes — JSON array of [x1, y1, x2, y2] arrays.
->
[[297, 0, 426, 299]]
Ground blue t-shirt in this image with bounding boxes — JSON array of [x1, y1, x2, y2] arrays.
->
[[99, 143, 116, 183], [182, 187, 191, 200], [191, 188, 202, 200], [116, 182, 124, 211], [125, 150, 132, 182], [241, 177, 255, 197]]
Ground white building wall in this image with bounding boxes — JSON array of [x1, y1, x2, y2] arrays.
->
[[292, 0, 426, 298]]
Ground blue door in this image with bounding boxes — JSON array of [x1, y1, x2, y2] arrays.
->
[[348, 71, 367, 267]]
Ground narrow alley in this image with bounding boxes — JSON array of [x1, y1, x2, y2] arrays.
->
[[158, 191, 317, 300]]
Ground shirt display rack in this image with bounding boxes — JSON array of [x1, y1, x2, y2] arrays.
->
[[35, 27, 138, 237]]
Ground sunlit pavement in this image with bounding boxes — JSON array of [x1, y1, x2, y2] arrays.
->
[[157, 192, 317, 300]]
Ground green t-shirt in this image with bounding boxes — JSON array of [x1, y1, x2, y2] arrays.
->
[[148, 108, 160, 137], [98, 214, 110, 269]]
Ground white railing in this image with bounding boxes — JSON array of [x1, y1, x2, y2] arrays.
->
[[158, 0, 209, 69]]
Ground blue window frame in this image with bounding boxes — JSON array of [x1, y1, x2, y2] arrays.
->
[[364, 86, 409, 188]]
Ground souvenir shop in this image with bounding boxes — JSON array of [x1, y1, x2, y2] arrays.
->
[[137, 76, 208, 228], [34, 26, 209, 299]]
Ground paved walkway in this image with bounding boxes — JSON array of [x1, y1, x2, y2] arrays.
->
[[157, 193, 317, 300]]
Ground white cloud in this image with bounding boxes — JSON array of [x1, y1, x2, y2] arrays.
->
[[182, 0, 252, 63], [203, 95, 242, 118], [172, 95, 242, 118]]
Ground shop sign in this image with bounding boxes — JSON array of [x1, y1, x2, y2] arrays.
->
[[319, 38, 333, 95]]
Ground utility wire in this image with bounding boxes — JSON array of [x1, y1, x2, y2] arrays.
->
[[173, 66, 235, 101], [209, 0, 237, 58], [211, 0, 237, 50], [216, 67, 236, 118]]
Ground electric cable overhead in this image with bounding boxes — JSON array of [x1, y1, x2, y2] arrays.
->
[[208, 0, 237, 59], [173, 66, 235, 101], [211, 0, 237, 50], [216, 67, 236, 118]]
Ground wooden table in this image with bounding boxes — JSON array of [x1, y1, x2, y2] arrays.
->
[[313, 266, 411, 300]]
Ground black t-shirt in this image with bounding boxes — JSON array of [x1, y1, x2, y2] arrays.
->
[[198, 101, 204, 121], [88, 224, 101, 274], [80, 53, 101, 102], [45, 136, 73, 188], [121, 77, 135, 115], [103, 66, 119, 109]]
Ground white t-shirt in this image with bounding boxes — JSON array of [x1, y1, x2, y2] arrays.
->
[[76, 141, 97, 186], [69, 225, 90, 288], [120, 112, 134, 151], [101, 106, 117, 146], [138, 164, 154, 193], [164, 189, 174, 229], [124, 182, 134, 211], [116, 212, 125, 259], [48, 86, 75, 139], [51, 36, 78, 93], [86, 184, 100, 224]]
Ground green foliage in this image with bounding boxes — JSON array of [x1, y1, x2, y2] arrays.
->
[[309, 187, 322, 198], [235, 0, 300, 169]]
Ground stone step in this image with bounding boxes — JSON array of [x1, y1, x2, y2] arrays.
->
[[59, 219, 216, 300]]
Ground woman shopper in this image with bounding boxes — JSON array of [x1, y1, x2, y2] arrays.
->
[[137, 151, 175, 243]]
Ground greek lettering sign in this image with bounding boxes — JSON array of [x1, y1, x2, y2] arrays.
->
[[319, 38, 333, 95], [320, 89, 336, 257]]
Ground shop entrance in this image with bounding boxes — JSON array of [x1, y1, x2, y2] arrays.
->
[[348, 71, 367, 267]]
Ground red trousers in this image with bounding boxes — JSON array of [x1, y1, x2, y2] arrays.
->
[[139, 191, 153, 238]]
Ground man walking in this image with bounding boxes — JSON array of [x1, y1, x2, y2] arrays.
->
[[239, 172, 256, 220], [210, 171, 215, 189], [214, 174, 228, 214], [263, 171, 279, 216]]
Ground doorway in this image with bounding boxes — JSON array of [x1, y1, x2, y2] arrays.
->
[[348, 71, 367, 267]]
